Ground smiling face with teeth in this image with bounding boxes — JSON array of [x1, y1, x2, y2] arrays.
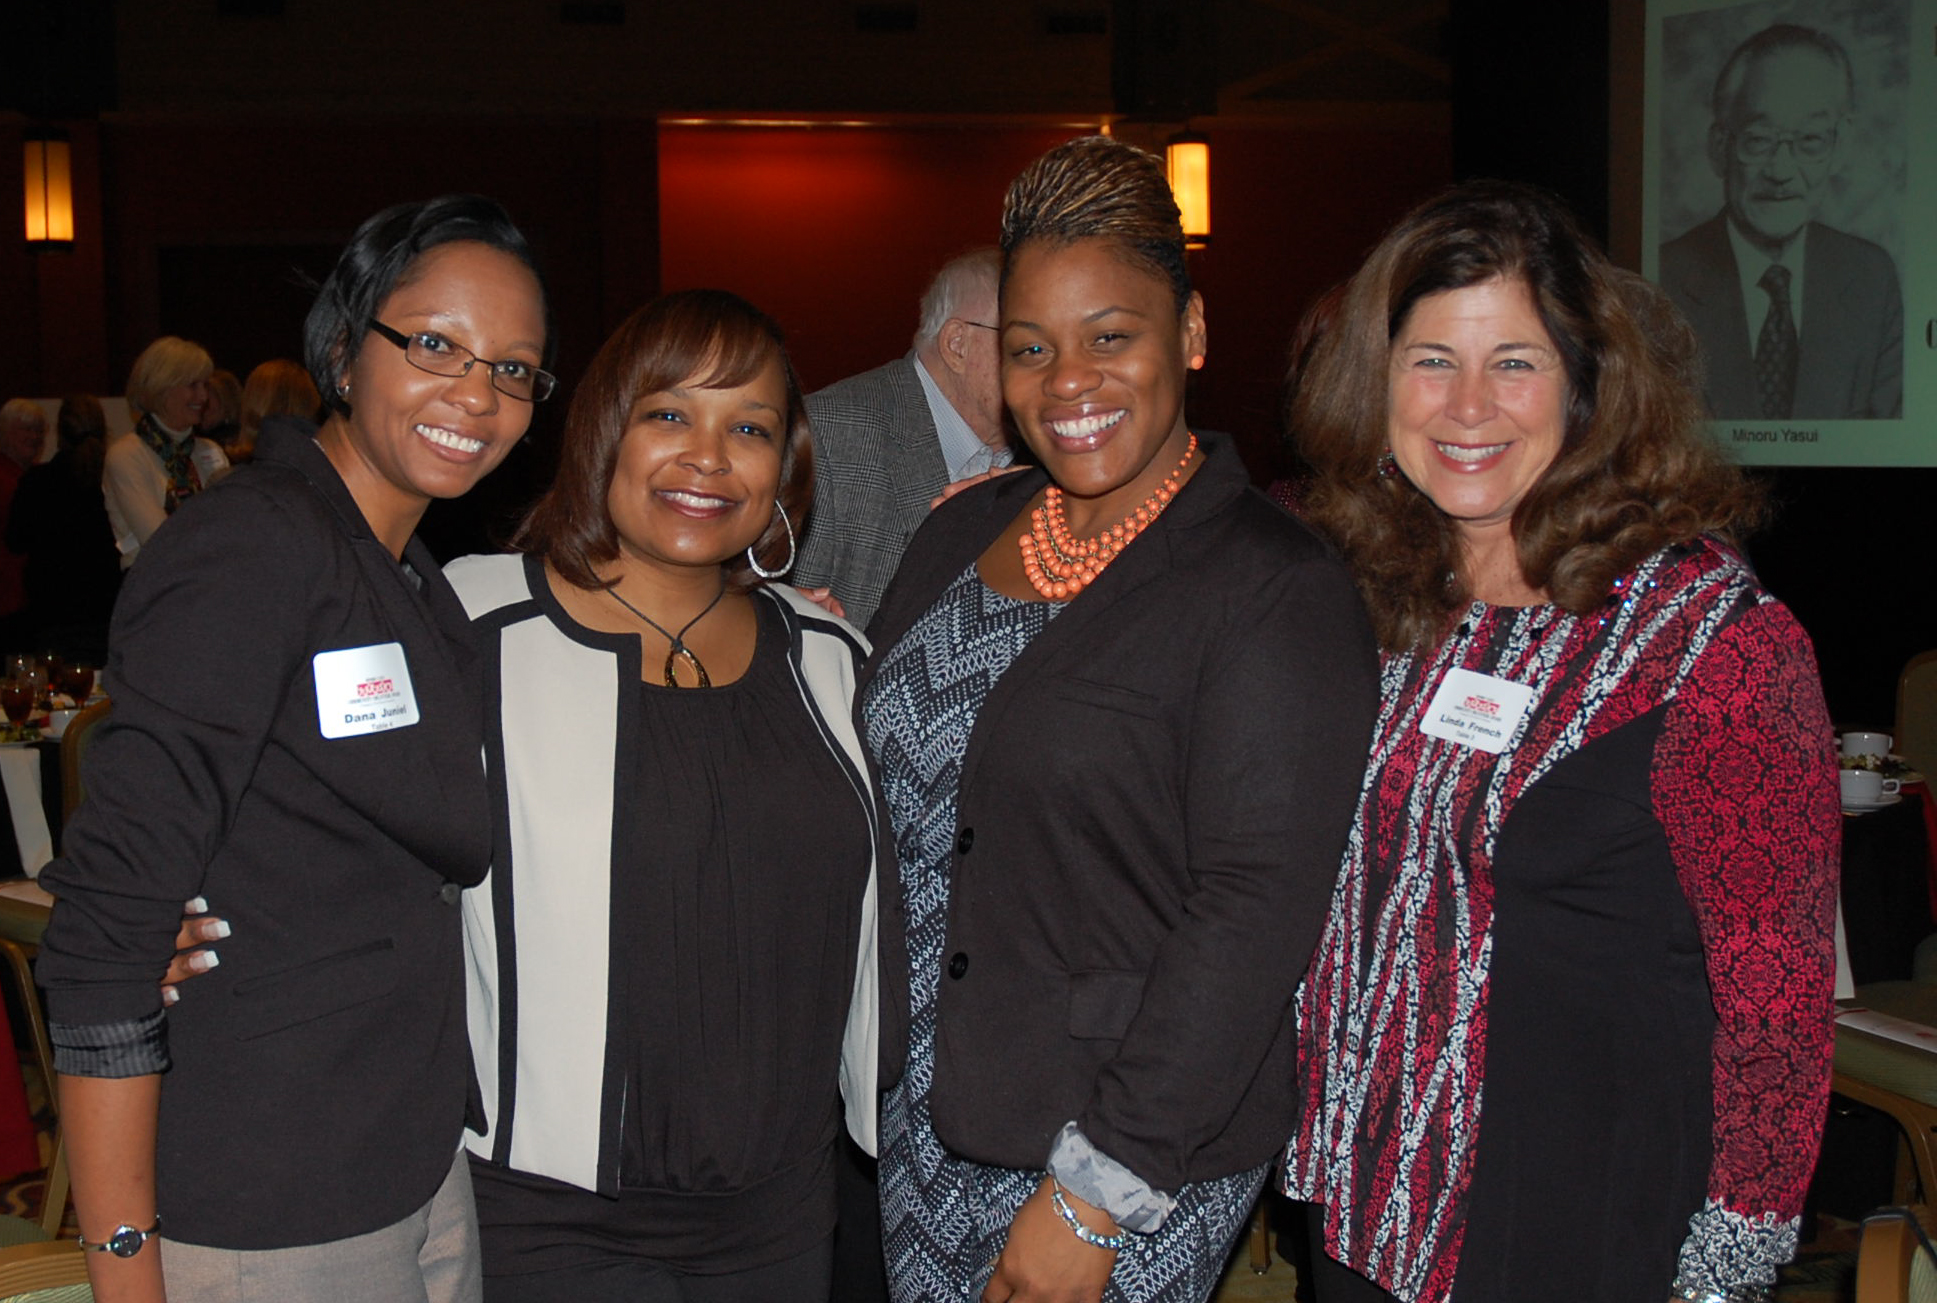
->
[[319, 241, 546, 556], [1000, 237, 1206, 535], [1387, 276, 1568, 573], [605, 357, 787, 579], [155, 377, 212, 432]]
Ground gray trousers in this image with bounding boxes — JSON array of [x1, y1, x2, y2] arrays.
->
[[159, 1146, 480, 1303]]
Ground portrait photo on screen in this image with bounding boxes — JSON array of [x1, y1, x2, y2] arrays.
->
[[1655, 0, 1906, 423]]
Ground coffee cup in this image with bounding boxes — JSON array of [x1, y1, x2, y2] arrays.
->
[[1842, 731, 1893, 760], [44, 709, 76, 740], [1841, 768, 1901, 807]]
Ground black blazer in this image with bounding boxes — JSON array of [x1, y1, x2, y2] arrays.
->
[[39, 421, 492, 1249], [860, 434, 1378, 1192]]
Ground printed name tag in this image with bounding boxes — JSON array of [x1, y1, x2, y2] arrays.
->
[[1419, 666, 1534, 754], [312, 642, 420, 739]]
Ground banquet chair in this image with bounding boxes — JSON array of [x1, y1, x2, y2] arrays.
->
[[0, 942, 52, 1122], [0, 1240, 89, 1303], [1897, 652, 1937, 781], [1856, 1206, 1937, 1303], [1837, 981, 1937, 1204], [0, 1129, 87, 1303], [57, 700, 109, 825]]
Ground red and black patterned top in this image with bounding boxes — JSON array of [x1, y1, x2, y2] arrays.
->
[[1284, 537, 1839, 1303]]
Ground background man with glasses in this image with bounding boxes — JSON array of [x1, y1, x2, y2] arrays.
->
[[1660, 22, 1902, 421], [793, 247, 1010, 629]]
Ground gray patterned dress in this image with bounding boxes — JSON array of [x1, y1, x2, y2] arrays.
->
[[861, 565, 1264, 1303]]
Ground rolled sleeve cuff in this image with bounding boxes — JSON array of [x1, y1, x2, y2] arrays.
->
[[51, 1010, 170, 1078], [1046, 1120, 1177, 1234]]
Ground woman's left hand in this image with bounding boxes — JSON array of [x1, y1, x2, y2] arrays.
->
[[980, 1177, 1118, 1303], [158, 897, 228, 1006]]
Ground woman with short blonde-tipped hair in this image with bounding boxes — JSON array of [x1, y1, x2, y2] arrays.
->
[[860, 134, 1377, 1303], [105, 335, 230, 567]]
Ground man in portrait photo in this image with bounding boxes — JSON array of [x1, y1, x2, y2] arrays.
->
[[1659, 22, 1902, 421]]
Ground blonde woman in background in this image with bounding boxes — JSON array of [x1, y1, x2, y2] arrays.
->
[[105, 336, 230, 568]]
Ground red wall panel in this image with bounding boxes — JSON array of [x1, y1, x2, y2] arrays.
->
[[659, 122, 1452, 478]]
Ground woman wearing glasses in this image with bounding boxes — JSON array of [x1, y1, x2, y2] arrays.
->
[[38, 194, 553, 1303]]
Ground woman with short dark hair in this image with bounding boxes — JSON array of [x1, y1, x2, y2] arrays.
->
[[1283, 180, 1838, 1303], [447, 289, 879, 1303], [40, 193, 553, 1303]]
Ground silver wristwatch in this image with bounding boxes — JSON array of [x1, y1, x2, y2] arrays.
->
[[78, 1217, 160, 1258]]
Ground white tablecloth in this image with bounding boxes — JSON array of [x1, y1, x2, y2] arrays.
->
[[0, 748, 52, 877]]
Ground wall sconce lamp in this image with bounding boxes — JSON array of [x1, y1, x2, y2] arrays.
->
[[24, 134, 75, 249], [1165, 133, 1209, 250]]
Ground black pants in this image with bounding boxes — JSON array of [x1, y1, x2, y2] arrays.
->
[[483, 1235, 833, 1303], [831, 1134, 890, 1301]]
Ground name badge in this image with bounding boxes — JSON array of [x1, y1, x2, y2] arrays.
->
[[1419, 666, 1534, 754], [312, 642, 420, 739]]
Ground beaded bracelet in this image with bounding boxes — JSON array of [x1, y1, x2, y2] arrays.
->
[[1671, 1283, 1769, 1303], [1051, 1181, 1131, 1252]]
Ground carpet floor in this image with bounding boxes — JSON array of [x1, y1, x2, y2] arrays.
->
[[0, 1058, 1868, 1303]]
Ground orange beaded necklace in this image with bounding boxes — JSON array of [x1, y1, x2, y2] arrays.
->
[[1018, 433, 1198, 600]]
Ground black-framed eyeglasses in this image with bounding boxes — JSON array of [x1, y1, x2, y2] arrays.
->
[[959, 320, 999, 331], [367, 320, 556, 402], [1732, 125, 1836, 165]]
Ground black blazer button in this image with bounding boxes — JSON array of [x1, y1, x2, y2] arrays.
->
[[439, 882, 462, 905], [947, 952, 969, 979], [956, 826, 974, 854]]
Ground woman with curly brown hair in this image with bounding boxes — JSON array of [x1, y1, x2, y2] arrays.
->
[[1282, 180, 1839, 1303], [861, 135, 1377, 1303]]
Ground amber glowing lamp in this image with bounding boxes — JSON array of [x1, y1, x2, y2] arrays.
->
[[24, 138, 75, 247]]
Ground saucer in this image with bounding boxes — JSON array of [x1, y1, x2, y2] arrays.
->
[[1843, 793, 1903, 814]]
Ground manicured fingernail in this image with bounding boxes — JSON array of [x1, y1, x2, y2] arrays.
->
[[185, 897, 207, 914], [206, 920, 231, 940], [161, 986, 179, 1006], [189, 951, 219, 972]]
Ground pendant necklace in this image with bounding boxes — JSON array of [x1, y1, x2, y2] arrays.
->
[[605, 578, 729, 688]]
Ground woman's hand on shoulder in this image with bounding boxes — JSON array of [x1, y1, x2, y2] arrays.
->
[[792, 586, 848, 620], [931, 464, 1024, 510], [158, 897, 227, 1006], [980, 1177, 1116, 1303]]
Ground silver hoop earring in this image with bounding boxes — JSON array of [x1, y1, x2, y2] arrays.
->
[[746, 500, 796, 580]]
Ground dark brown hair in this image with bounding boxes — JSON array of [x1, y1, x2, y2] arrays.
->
[[514, 289, 812, 591], [1295, 179, 1760, 651], [57, 394, 107, 486], [305, 195, 549, 418], [999, 135, 1191, 312]]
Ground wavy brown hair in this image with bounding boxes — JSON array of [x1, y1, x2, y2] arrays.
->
[[1294, 180, 1760, 651], [514, 289, 813, 592]]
